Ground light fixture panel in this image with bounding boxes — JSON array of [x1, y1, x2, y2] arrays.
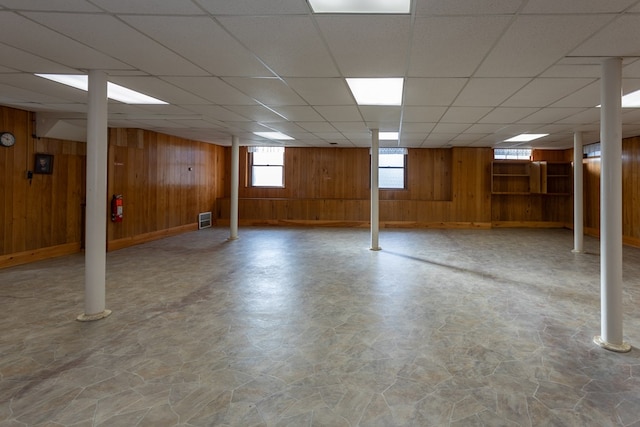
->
[[36, 74, 167, 104], [379, 131, 399, 140], [504, 133, 548, 143], [346, 78, 404, 106], [308, 0, 410, 14], [253, 131, 294, 140]]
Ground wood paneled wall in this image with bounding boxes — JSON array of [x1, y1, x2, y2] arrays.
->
[[107, 129, 225, 249], [1, 104, 226, 267], [1, 107, 86, 265], [583, 136, 640, 245], [218, 147, 492, 226]]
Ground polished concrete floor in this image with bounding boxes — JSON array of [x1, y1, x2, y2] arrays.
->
[[1, 227, 640, 426]]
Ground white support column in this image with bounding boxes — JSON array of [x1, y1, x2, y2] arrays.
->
[[370, 129, 381, 251], [572, 131, 584, 253], [77, 70, 111, 322], [594, 57, 630, 352], [229, 135, 240, 241]]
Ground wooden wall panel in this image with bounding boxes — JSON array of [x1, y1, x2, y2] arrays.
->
[[1, 105, 225, 266], [584, 159, 601, 233], [622, 137, 640, 240], [0, 106, 86, 261], [106, 129, 225, 248], [219, 146, 490, 226]]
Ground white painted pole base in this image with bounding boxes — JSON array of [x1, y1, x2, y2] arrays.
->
[[77, 309, 112, 322], [593, 335, 631, 353], [227, 236, 239, 241], [370, 246, 382, 251], [571, 249, 585, 254]]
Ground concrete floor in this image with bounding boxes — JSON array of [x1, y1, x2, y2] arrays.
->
[[1, 227, 639, 426]]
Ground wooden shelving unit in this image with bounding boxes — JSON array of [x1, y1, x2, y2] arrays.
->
[[492, 160, 571, 196], [544, 161, 572, 195], [491, 161, 532, 194], [491, 159, 573, 225]]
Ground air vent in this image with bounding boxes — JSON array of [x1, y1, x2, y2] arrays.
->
[[198, 212, 212, 229]]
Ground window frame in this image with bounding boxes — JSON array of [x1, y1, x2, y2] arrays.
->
[[374, 148, 408, 190], [248, 147, 285, 188], [493, 148, 532, 160]]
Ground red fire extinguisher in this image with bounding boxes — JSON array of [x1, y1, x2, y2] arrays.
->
[[111, 194, 123, 222]]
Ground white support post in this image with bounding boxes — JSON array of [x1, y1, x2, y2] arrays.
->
[[572, 131, 584, 253], [229, 135, 240, 241], [594, 57, 630, 352], [370, 129, 381, 251], [77, 70, 111, 322]]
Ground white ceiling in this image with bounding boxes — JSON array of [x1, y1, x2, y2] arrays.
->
[[1, 0, 640, 148]]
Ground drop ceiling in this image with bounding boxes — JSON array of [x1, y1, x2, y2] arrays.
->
[[1, 0, 640, 148]]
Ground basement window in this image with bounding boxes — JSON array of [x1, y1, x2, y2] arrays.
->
[[583, 143, 600, 158], [249, 146, 285, 187], [494, 148, 532, 160], [378, 147, 407, 189]]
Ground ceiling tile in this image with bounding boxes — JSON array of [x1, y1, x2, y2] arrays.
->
[[316, 15, 412, 77], [409, 16, 512, 77], [404, 78, 467, 106], [432, 123, 469, 133], [502, 78, 596, 107], [285, 78, 354, 105], [415, 0, 524, 15], [0, 0, 100, 11], [91, 0, 204, 14], [295, 122, 338, 133], [440, 107, 493, 123], [521, 0, 636, 13], [402, 106, 447, 122], [0, 12, 131, 70], [570, 15, 640, 57], [180, 105, 251, 122], [222, 77, 306, 106], [475, 15, 610, 77], [218, 16, 338, 77], [400, 122, 436, 133], [23, 12, 206, 75], [315, 106, 363, 122], [332, 122, 368, 132], [358, 106, 401, 124], [517, 108, 588, 124], [161, 77, 257, 105], [549, 82, 600, 108], [271, 106, 326, 122], [554, 109, 602, 124], [120, 16, 273, 77], [540, 64, 602, 78], [453, 78, 530, 107], [194, 0, 310, 15], [478, 108, 539, 124], [225, 105, 288, 122]]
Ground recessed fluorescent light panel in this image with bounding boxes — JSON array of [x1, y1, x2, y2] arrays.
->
[[36, 74, 167, 104], [346, 78, 404, 106], [253, 131, 294, 140], [308, 0, 410, 13], [379, 132, 399, 140], [622, 89, 640, 108], [504, 133, 548, 143]]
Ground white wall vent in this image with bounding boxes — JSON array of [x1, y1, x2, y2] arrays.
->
[[198, 212, 212, 229]]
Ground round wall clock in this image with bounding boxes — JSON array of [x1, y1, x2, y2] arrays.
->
[[1, 132, 16, 147]]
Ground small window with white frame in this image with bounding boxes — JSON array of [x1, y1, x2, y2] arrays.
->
[[249, 146, 285, 187], [494, 148, 532, 160], [583, 143, 600, 158], [377, 147, 407, 189]]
